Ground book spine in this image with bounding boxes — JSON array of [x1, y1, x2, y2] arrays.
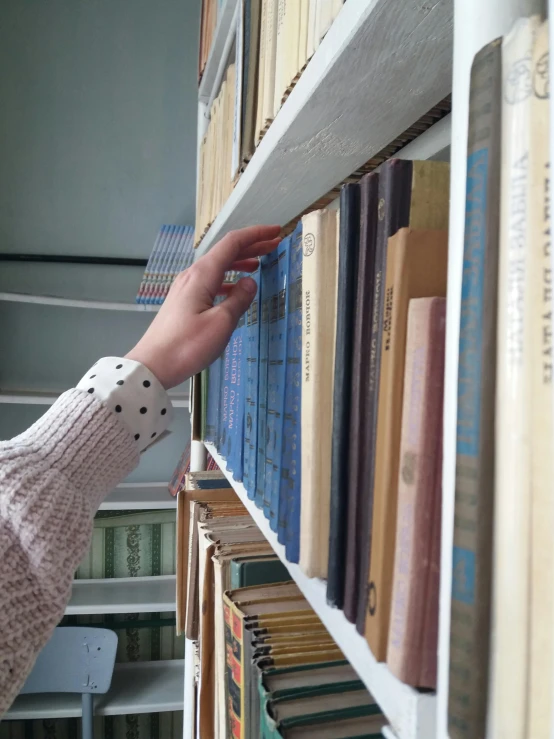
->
[[272, 0, 286, 116], [365, 228, 448, 660], [386, 298, 445, 688], [263, 249, 282, 517], [300, 209, 338, 578], [448, 38, 502, 739], [144, 225, 171, 304], [219, 339, 232, 459], [262, 0, 278, 130], [280, 223, 303, 550], [327, 183, 361, 607], [136, 225, 165, 303], [255, 0, 268, 144], [245, 265, 262, 498], [355, 159, 412, 634], [231, 305, 247, 482], [232, 0, 244, 180], [490, 18, 538, 737], [161, 226, 187, 302], [268, 239, 291, 530], [150, 225, 177, 303], [527, 19, 553, 738], [343, 172, 379, 622], [255, 255, 272, 507]]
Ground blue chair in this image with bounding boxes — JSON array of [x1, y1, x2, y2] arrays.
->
[[18, 627, 118, 739]]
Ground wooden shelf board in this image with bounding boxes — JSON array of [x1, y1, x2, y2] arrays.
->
[[100, 484, 176, 510], [205, 443, 436, 739], [66, 575, 176, 615], [195, 0, 452, 258], [5, 660, 184, 719]]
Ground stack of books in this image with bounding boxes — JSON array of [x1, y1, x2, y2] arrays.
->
[[195, 0, 346, 241], [201, 157, 450, 690], [135, 224, 194, 304], [177, 477, 385, 738]]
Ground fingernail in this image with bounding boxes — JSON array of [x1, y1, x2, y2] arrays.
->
[[242, 277, 257, 295]]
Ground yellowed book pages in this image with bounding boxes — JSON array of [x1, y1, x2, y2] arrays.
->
[[300, 208, 339, 577], [490, 15, 539, 739], [255, 0, 268, 144], [527, 18, 552, 739], [261, 0, 278, 131]]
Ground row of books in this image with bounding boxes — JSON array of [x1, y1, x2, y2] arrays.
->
[[449, 15, 553, 739], [199, 156, 450, 688], [135, 224, 194, 304], [195, 0, 345, 242], [177, 472, 385, 739]]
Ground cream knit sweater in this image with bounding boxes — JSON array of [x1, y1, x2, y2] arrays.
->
[[0, 389, 140, 714]]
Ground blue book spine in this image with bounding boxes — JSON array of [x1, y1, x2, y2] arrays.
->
[[264, 239, 289, 528], [244, 266, 261, 498], [219, 339, 232, 459], [229, 309, 247, 480], [255, 255, 273, 509], [280, 223, 302, 554]]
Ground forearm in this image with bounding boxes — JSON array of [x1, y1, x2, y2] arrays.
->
[[0, 389, 139, 714]]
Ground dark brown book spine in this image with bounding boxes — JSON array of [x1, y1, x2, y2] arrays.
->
[[343, 172, 379, 622], [355, 159, 414, 634], [448, 39, 502, 739]]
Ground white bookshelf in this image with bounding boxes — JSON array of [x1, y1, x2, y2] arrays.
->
[[0, 291, 159, 311], [205, 444, 435, 739], [194, 0, 453, 258], [66, 575, 177, 615], [100, 482, 176, 510], [5, 660, 184, 719]]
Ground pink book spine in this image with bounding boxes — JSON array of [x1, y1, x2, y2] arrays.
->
[[386, 297, 446, 689]]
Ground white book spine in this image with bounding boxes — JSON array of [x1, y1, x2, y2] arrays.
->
[[490, 15, 539, 739]]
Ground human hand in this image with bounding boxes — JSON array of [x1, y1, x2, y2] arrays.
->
[[126, 225, 281, 389]]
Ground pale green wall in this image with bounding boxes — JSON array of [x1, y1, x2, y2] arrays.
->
[[0, 0, 200, 482]]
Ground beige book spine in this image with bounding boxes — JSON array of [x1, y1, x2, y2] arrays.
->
[[490, 15, 539, 739], [527, 19, 552, 739], [316, 0, 333, 44], [255, 0, 268, 144], [297, 0, 310, 72], [300, 209, 338, 577], [306, 0, 318, 59], [262, 0, 278, 130], [273, 0, 287, 116]]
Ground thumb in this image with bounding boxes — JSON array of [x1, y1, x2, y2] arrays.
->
[[217, 277, 257, 326]]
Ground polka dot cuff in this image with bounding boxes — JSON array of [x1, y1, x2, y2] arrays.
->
[[76, 357, 173, 452]]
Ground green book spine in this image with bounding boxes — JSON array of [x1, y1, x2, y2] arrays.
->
[[448, 38, 502, 739], [230, 557, 290, 589]]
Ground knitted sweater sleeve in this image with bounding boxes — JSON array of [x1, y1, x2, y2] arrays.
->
[[0, 389, 140, 714]]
